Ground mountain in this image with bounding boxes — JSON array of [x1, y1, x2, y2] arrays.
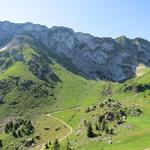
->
[[0, 21, 150, 150], [0, 21, 150, 82], [0, 20, 150, 118]]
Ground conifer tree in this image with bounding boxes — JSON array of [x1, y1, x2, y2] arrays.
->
[[12, 130, 18, 138], [87, 122, 94, 137], [9, 121, 13, 131], [66, 138, 72, 150], [45, 142, 49, 149], [53, 138, 60, 150], [101, 120, 106, 131], [4, 123, 9, 133], [0, 139, 2, 148], [95, 123, 99, 130], [17, 129, 22, 137]]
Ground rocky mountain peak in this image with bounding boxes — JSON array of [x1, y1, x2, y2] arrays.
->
[[0, 21, 150, 82]]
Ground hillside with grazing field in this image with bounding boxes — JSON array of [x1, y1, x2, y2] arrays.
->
[[51, 68, 150, 150], [0, 21, 150, 150], [0, 56, 150, 150]]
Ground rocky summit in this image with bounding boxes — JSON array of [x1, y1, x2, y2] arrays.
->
[[0, 21, 150, 82]]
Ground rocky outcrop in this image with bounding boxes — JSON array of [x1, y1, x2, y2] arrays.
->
[[0, 21, 150, 82], [25, 138, 35, 147]]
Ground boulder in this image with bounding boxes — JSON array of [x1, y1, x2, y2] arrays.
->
[[108, 140, 113, 144], [25, 138, 35, 147]]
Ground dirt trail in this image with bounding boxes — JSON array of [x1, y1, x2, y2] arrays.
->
[[47, 114, 72, 142], [39, 107, 79, 150]]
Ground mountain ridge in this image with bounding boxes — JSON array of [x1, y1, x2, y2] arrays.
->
[[0, 21, 150, 82], [0, 21, 150, 150]]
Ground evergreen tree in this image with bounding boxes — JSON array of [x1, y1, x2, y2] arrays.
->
[[98, 116, 104, 123], [12, 130, 18, 138], [27, 120, 34, 132], [5, 121, 14, 133], [95, 123, 99, 130], [0, 139, 3, 148], [17, 129, 22, 137], [105, 125, 109, 134], [14, 122, 19, 130], [109, 128, 113, 134], [105, 124, 111, 134], [45, 142, 49, 149], [9, 121, 13, 131], [53, 139, 60, 150], [115, 113, 120, 120], [4, 123, 9, 133], [66, 138, 72, 150], [101, 120, 106, 131], [21, 127, 25, 134], [49, 141, 51, 145], [87, 122, 94, 137]]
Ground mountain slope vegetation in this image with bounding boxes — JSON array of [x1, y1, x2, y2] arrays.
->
[[0, 21, 149, 150]]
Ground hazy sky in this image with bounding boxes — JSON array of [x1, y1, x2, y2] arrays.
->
[[0, 0, 150, 40]]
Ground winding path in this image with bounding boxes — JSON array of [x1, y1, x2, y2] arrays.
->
[[39, 107, 79, 150], [46, 113, 72, 142]]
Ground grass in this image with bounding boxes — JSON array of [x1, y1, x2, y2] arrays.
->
[[0, 61, 39, 81], [0, 50, 150, 149], [49, 66, 150, 150], [52, 91, 150, 150], [22, 48, 40, 61], [0, 61, 55, 119], [51, 62, 105, 110], [32, 115, 70, 149]]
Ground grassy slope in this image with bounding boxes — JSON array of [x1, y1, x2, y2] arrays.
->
[[52, 67, 150, 150], [0, 60, 54, 149], [0, 58, 62, 122], [32, 115, 70, 150], [136, 67, 150, 84], [51, 62, 105, 110], [53, 96, 150, 150], [0, 59, 105, 149], [0, 54, 150, 150], [0, 61, 39, 81], [0, 62, 36, 118]]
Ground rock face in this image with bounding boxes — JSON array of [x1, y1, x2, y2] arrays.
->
[[0, 21, 150, 82]]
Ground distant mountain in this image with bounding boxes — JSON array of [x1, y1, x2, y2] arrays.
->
[[0, 21, 150, 82]]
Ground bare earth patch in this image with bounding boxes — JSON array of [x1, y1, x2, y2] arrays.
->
[[136, 64, 146, 77], [0, 46, 7, 52]]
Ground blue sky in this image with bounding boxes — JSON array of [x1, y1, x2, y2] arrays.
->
[[0, 0, 150, 40]]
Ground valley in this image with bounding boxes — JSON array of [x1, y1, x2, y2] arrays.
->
[[0, 21, 149, 150], [0, 61, 150, 150]]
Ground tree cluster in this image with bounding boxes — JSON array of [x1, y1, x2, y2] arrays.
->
[[45, 138, 72, 150], [4, 119, 35, 138]]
